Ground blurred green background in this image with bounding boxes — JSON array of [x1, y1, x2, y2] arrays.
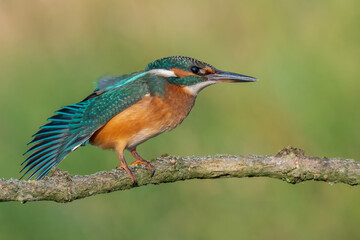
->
[[1, 0, 359, 239]]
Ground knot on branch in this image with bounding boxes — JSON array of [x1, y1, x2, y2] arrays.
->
[[276, 146, 305, 158], [47, 168, 72, 181]]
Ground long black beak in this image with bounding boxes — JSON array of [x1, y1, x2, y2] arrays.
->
[[207, 70, 258, 82]]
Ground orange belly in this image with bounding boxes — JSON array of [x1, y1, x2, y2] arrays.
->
[[89, 84, 195, 152]]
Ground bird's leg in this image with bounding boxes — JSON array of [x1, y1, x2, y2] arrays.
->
[[130, 148, 155, 177], [116, 153, 137, 185]]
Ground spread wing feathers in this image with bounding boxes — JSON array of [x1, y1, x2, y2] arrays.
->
[[21, 102, 95, 180], [22, 73, 150, 180]]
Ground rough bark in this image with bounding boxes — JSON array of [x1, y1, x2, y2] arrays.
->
[[0, 147, 359, 203]]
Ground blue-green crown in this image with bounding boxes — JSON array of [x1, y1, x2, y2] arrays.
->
[[146, 56, 216, 72]]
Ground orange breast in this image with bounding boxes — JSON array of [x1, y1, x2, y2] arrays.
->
[[89, 84, 195, 152]]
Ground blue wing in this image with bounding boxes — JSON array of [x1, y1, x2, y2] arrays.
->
[[22, 72, 150, 180]]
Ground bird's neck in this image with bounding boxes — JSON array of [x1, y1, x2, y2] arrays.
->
[[161, 83, 196, 121], [164, 83, 196, 107]]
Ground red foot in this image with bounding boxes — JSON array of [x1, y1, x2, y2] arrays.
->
[[130, 149, 155, 177], [116, 154, 137, 185]]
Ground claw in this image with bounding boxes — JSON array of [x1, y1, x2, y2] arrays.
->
[[130, 148, 155, 177], [131, 159, 155, 177]]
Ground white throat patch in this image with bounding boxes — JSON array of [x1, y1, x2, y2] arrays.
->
[[183, 81, 218, 96]]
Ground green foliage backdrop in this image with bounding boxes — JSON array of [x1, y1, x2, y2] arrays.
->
[[0, 1, 359, 239]]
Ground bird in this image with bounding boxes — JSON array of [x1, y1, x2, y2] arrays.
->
[[22, 56, 258, 184]]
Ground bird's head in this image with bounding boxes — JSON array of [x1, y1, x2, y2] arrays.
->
[[145, 56, 258, 95]]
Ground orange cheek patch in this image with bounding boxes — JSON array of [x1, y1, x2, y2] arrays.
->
[[170, 68, 196, 77], [204, 67, 215, 74]]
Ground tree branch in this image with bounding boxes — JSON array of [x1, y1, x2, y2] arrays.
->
[[1, 147, 359, 203]]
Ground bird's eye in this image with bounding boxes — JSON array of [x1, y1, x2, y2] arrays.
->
[[191, 66, 200, 74]]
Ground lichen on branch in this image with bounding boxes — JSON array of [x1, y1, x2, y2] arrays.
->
[[0, 147, 359, 203]]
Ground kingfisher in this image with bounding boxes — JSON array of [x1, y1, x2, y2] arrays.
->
[[22, 56, 257, 184]]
